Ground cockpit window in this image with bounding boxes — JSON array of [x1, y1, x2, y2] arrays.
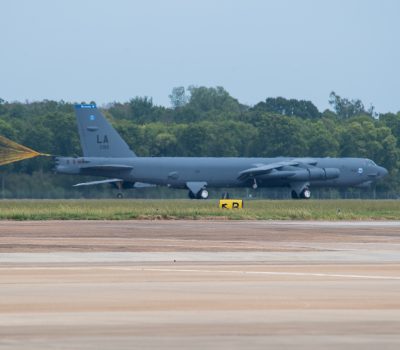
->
[[366, 160, 376, 166]]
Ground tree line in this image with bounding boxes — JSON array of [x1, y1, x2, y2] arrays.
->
[[0, 87, 399, 198]]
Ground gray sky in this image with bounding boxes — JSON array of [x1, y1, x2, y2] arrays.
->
[[1, 0, 399, 113]]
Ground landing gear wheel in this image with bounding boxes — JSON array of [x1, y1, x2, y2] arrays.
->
[[189, 189, 209, 199], [291, 190, 298, 199], [300, 188, 311, 199], [116, 192, 123, 199], [197, 189, 209, 199]]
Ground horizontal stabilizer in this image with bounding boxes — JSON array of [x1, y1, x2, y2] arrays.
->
[[73, 178, 123, 187], [73, 178, 155, 188]]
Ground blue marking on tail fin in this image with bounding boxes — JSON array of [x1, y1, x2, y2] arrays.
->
[[75, 104, 96, 109]]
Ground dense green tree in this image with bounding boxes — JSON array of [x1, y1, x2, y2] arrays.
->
[[0, 118, 16, 140], [178, 123, 213, 156], [339, 119, 399, 171], [250, 114, 308, 157], [253, 97, 320, 119], [380, 112, 400, 147], [329, 91, 375, 119], [43, 112, 80, 156], [187, 86, 240, 112], [169, 86, 188, 108], [0, 98, 5, 115], [114, 119, 146, 155], [306, 120, 340, 157]]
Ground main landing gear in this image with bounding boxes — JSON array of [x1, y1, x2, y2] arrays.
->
[[301, 187, 311, 199], [188, 189, 209, 199], [115, 181, 124, 199], [291, 187, 311, 199]]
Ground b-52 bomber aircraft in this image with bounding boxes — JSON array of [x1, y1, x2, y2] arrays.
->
[[55, 104, 388, 199]]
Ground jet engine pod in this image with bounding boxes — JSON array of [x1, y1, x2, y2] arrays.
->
[[323, 168, 340, 179], [291, 168, 341, 181], [291, 168, 325, 181], [308, 168, 326, 180]]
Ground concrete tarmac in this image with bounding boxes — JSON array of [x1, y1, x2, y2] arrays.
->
[[1, 220, 400, 349]]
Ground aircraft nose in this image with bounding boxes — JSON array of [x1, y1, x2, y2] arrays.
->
[[379, 166, 388, 178]]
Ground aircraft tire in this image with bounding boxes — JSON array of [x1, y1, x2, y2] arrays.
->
[[300, 188, 311, 199], [188, 191, 196, 199], [291, 190, 299, 199], [196, 189, 209, 200], [116, 192, 123, 199]]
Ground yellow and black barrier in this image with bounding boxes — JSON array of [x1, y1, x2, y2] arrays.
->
[[219, 199, 244, 209]]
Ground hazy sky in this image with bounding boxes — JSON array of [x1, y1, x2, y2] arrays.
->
[[1, 0, 399, 112]]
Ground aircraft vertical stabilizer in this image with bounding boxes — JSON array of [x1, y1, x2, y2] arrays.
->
[[75, 104, 136, 158]]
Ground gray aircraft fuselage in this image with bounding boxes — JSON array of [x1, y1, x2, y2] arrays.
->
[[56, 156, 387, 189], [54, 104, 388, 199]]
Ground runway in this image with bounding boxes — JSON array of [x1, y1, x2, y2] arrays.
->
[[1, 221, 400, 349]]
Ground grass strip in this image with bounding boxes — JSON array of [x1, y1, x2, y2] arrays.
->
[[0, 199, 399, 220]]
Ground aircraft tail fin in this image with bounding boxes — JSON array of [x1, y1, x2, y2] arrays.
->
[[75, 104, 136, 158]]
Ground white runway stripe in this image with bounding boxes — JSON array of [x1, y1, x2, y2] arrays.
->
[[1, 266, 400, 280], [141, 268, 400, 280]]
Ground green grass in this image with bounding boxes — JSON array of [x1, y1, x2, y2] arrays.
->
[[0, 199, 399, 220]]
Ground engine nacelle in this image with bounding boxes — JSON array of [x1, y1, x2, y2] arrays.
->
[[308, 168, 326, 180], [290, 167, 340, 181], [324, 168, 340, 179]]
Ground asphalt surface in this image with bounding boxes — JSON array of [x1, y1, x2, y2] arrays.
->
[[1, 220, 400, 349]]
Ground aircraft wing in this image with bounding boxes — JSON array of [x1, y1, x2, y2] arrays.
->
[[237, 159, 317, 181], [237, 160, 300, 181], [73, 178, 156, 188], [73, 178, 124, 187]]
